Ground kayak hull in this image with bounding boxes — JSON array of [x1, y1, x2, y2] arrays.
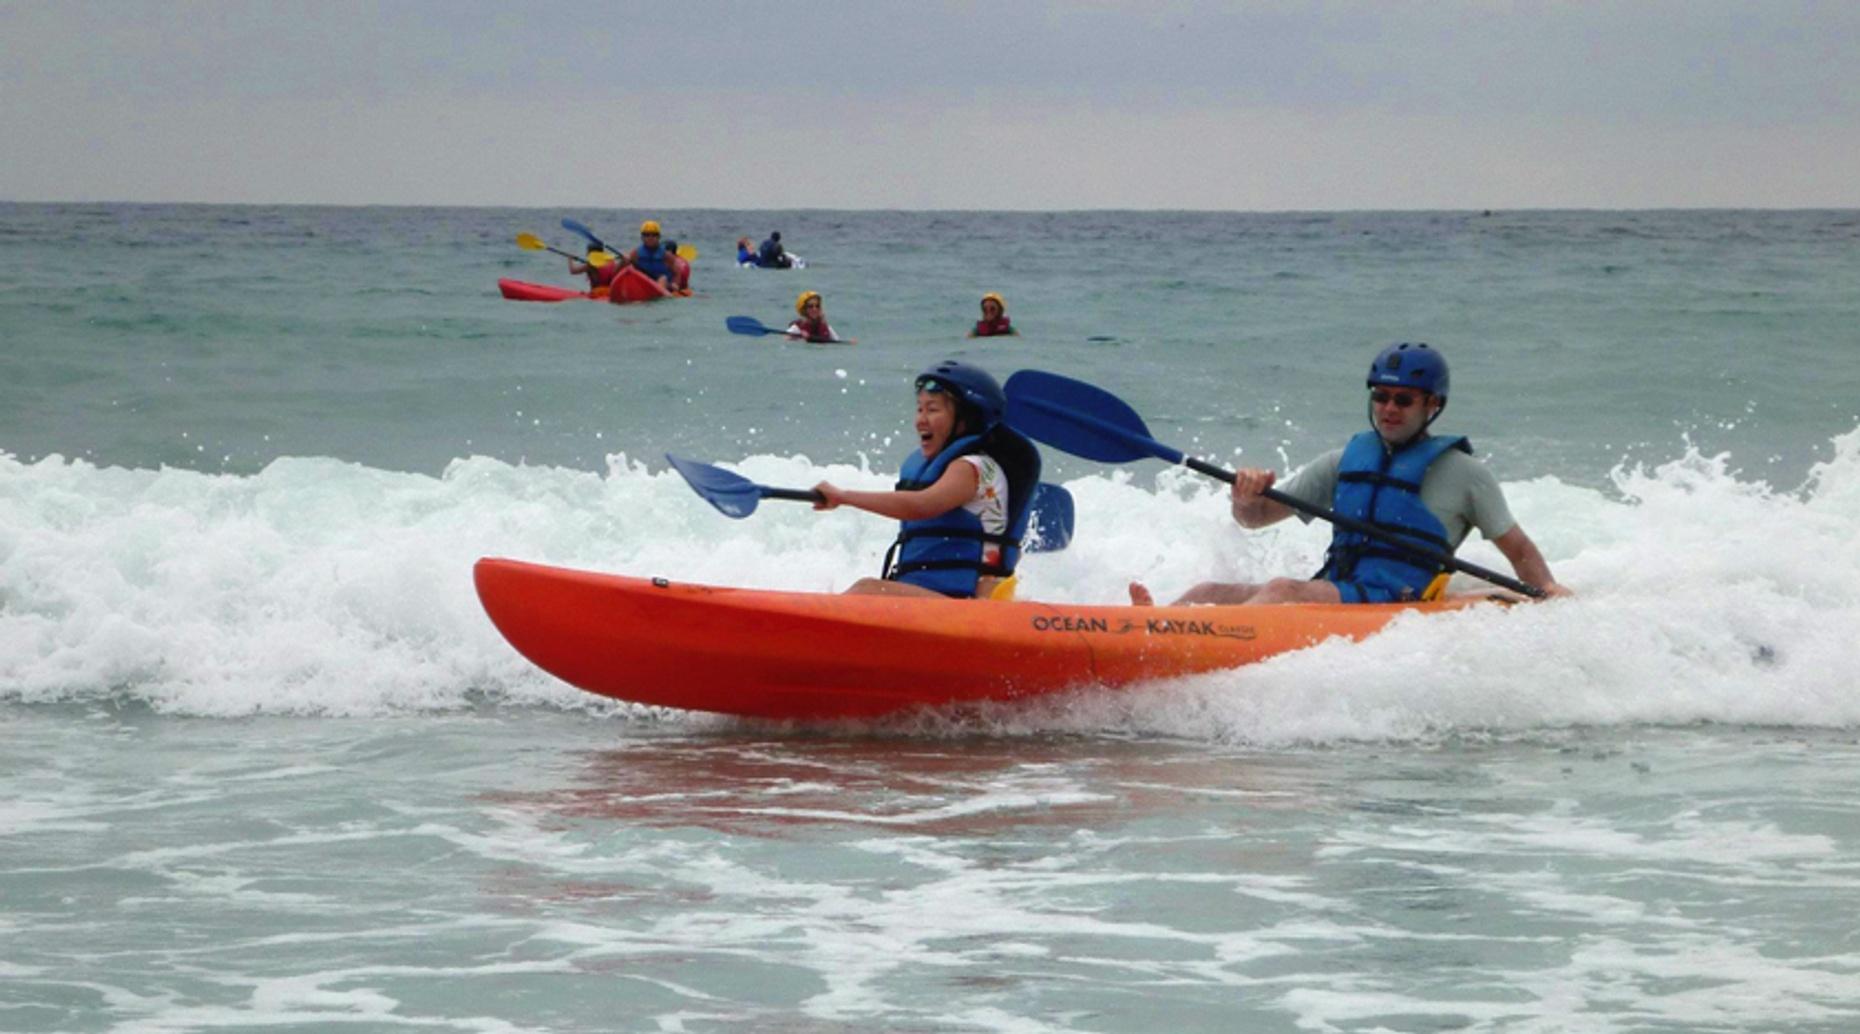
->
[[473, 558, 1486, 721], [607, 266, 688, 304], [497, 278, 591, 302]]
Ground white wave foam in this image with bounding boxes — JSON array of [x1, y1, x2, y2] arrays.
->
[[2, 427, 1856, 732]]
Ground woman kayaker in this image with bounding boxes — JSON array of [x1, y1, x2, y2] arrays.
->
[[663, 238, 692, 293], [568, 245, 619, 293], [968, 292, 1017, 337], [813, 360, 1042, 599], [786, 291, 855, 344], [736, 237, 759, 267]]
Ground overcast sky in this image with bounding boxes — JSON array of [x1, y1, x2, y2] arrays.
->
[[4, 1, 1857, 209]]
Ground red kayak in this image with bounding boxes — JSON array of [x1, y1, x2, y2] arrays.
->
[[498, 278, 594, 302], [606, 266, 687, 304], [474, 558, 1492, 721]]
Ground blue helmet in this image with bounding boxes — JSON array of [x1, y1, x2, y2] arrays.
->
[[915, 359, 1005, 430], [1367, 342, 1449, 400]]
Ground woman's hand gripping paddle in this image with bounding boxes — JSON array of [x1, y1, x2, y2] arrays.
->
[[667, 454, 1076, 553]]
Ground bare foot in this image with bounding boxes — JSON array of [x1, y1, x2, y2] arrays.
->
[[1127, 581, 1155, 607]]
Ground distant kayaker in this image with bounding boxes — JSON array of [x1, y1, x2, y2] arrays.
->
[[568, 245, 618, 291], [623, 220, 676, 291], [786, 291, 855, 344], [1130, 342, 1572, 605], [813, 360, 1043, 600], [737, 237, 759, 266], [968, 293, 1017, 337], [758, 231, 794, 269], [663, 238, 692, 293]]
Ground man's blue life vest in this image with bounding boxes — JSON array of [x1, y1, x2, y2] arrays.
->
[[1317, 430, 1472, 603], [884, 428, 1041, 598], [632, 243, 671, 279]]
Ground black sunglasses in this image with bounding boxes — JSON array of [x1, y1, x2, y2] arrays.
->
[[1370, 389, 1424, 408]]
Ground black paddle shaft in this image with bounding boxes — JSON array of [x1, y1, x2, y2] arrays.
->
[[1181, 457, 1545, 599], [766, 488, 826, 504]]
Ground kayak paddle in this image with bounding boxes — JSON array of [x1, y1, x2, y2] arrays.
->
[[725, 315, 855, 344], [725, 315, 800, 338], [1001, 370, 1545, 598], [562, 218, 697, 260], [666, 454, 822, 518], [667, 454, 1076, 553], [517, 232, 614, 266]]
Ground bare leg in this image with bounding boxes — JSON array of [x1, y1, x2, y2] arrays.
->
[[1170, 581, 1267, 605], [1146, 578, 1346, 606], [1248, 577, 1344, 604], [842, 577, 948, 598], [1127, 581, 1155, 606]]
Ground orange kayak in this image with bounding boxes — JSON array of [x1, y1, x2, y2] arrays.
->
[[474, 558, 1489, 721]]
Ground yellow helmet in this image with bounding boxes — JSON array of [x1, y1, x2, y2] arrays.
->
[[795, 290, 822, 315], [640, 220, 661, 235], [981, 292, 1006, 312]]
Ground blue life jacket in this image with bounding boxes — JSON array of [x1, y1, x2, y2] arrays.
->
[[737, 245, 758, 266], [884, 428, 1041, 598], [1317, 430, 1472, 603], [632, 243, 671, 279]]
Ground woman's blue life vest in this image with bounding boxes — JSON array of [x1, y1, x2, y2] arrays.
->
[[883, 427, 1042, 598], [632, 242, 672, 279], [1317, 430, 1473, 603]]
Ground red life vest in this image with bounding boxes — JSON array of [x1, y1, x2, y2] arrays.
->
[[586, 260, 619, 288], [789, 317, 834, 342], [972, 316, 1014, 337]]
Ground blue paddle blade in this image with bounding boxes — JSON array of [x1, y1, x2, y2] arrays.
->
[[665, 454, 764, 519], [725, 315, 773, 336], [560, 217, 606, 250], [1003, 370, 1182, 465], [1025, 482, 1074, 553]]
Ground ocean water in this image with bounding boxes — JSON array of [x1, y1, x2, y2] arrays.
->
[[4, 202, 1860, 1032]]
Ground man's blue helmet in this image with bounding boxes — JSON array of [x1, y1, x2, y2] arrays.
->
[[915, 359, 1005, 430], [1367, 342, 1449, 400]]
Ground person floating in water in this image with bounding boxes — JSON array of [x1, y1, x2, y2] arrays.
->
[[785, 291, 855, 344], [968, 293, 1016, 337], [1130, 342, 1572, 606]]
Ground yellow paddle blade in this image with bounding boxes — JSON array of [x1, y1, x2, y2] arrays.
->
[[986, 574, 1020, 601], [676, 243, 699, 261], [588, 251, 617, 267], [516, 232, 546, 250]]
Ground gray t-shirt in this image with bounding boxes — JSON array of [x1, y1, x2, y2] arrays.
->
[[1277, 439, 1516, 548]]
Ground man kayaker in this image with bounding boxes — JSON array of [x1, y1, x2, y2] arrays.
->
[[568, 245, 618, 292], [1130, 342, 1572, 605], [623, 220, 676, 290], [758, 231, 793, 269], [968, 293, 1017, 337], [813, 360, 1042, 600]]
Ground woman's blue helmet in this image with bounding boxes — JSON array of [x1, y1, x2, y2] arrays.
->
[[1367, 342, 1449, 400], [915, 359, 1005, 430]]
